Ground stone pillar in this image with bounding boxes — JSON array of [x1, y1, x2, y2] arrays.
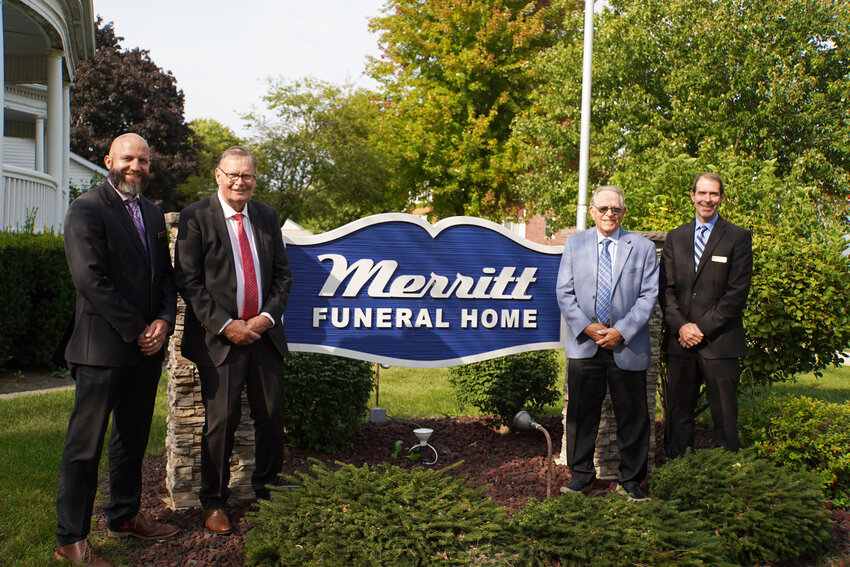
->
[[164, 213, 258, 509], [557, 231, 667, 479]]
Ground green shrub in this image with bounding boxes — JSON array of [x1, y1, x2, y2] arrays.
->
[[448, 350, 560, 425], [0, 231, 73, 368], [741, 394, 850, 508], [282, 353, 374, 452], [509, 493, 728, 566], [245, 460, 511, 566], [649, 447, 833, 565]]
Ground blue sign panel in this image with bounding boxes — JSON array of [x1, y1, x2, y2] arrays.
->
[[282, 213, 565, 368]]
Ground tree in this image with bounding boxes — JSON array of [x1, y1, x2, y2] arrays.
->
[[70, 18, 197, 210], [516, 0, 850, 229], [247, 78, 407, 232], [368, 0, 574, 220], [174, 119, 244, 204]]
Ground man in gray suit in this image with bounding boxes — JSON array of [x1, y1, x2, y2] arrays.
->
[[556, 185, 659, 501], [56, 133, 178, 566], [174, 147, 291, 535]]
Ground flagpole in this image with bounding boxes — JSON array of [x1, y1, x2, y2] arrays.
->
[[576, 0, 595, 229]]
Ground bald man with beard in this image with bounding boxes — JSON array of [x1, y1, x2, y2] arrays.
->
[[54, 134, 178, 566]]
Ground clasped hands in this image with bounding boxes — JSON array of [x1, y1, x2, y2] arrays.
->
[[677, 322, 704, 348], [223, 315, 273, 346], [137, 318, 169, 356], [583, 322, 623, 350]]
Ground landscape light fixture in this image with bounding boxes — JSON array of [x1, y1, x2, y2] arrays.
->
[[408, 427, 438, 465], [512, 411, 553, 499]]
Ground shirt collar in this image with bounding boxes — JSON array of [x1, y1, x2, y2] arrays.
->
[[696, 215, 719, 231], [217, 190, 250, 221], [596, 227, 621, 245], [108, 179, 137, 204]]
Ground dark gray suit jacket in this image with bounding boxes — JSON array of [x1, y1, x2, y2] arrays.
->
[[174, 194, 291, 367], [660, 215, 752, 359], [63, 182, 176, 366]]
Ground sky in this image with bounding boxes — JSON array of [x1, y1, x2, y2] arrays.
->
[[92, 0, 387, 137]]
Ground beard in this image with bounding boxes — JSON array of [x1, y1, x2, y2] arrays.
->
[[108, 168, 149, 197]]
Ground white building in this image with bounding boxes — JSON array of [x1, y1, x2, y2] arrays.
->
[[1, 0, 96, 233]]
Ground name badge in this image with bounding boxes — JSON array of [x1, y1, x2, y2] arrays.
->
[[711, 255, 727, 263]]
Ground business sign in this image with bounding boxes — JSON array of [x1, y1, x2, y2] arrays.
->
[[282, 213, 565, 368]]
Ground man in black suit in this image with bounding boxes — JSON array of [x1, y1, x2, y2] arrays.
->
[[660, 172, 753, 458], [174, 146, 291, 535], [56, 133, 178, 566]]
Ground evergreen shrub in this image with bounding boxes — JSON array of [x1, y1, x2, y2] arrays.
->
[[649, 447, 833, 565], [448, 350, 560, 425], [509, 492, 728, 566], [245, 460, 511, 566], [282, 353, 374, 451], [0, 231, 73, 367], [741, 394, 850, 508]]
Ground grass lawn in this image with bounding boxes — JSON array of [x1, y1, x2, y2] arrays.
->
[[0, 375, 168, 565]]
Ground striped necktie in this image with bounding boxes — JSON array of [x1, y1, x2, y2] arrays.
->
[[235, 213, 259, 319], [596, 239, 612, 324], [694, 225, 707, 271], [125, 198, 148, 253]]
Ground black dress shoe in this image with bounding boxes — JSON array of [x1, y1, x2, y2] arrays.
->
[[617, 481, 648, 501], [560, 477, 593, 494]]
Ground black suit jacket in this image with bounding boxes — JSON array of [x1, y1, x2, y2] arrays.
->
[[660, 215, 752, 359], [63, 182, 176, 366], [174, 194, 292, 367]]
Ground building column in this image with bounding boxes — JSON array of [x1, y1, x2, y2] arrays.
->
[[1, 0, 6, 227], [46, 48, 65, 229], [35, 118, 45, 172], [62, 83, 71, 226]]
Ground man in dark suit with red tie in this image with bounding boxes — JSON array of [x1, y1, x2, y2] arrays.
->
[[660, 172, 753, 458], [174, 146, 292, 535], [56, 133, 178, 566]]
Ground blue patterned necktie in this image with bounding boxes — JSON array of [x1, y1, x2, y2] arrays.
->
[[597, 238, 612, 324], [125, 198, 148, 253], [694, 225, 707, 271]]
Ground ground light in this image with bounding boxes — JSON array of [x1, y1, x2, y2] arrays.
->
[[512, 411, 553, 498]]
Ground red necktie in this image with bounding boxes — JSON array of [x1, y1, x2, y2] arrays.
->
[[235, 213, 259, 319]]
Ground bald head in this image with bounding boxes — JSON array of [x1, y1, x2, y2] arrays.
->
[[105, 134, 151, 197]]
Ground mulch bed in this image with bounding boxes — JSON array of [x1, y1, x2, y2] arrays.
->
[[97, 417, 849, 566]]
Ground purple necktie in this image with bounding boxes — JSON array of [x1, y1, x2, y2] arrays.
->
[[125, 198, 148, 253]]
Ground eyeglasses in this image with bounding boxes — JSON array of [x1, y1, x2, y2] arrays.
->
[[594, 206, 624, 215], [217, 168, 257, 183]]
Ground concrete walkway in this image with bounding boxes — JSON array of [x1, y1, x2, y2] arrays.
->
[[0, 384, 74, 401]]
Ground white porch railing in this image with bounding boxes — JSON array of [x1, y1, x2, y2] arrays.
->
[[2, 165, 61, 233]]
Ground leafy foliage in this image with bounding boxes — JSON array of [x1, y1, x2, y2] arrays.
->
[[245, 460, 510, 566], [281, 353, 374, 452], [70, 18, 197, 210], [741, 394, 850, 508], [0, 232, 74, 368], [247, 78, 407, 232], [174, 119, 244, 204], [517, 0, 850, 227], [368, 0, 574, 220], [448, 350, 560, 425], [650, 447, 833, 565], [510, 493, 728, 566]]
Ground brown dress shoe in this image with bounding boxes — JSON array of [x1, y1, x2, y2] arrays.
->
[[202, 508, 233, 535], [54, 539, 114, 566], [107, 511, 179, 540]]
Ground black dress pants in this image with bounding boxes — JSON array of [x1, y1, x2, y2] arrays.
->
[[56, 358, 161, 546], [566, 348, 649, 484], [198, 335, 284, 509], [664, 351, 741, 458]]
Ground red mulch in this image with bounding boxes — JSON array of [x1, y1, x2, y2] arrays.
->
[[95, 417, 850, 566]]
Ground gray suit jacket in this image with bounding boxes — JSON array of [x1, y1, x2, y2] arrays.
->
[[174, 194, 292, 367], [63, 182, 176, 366], [556, 227, 659, 371]]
